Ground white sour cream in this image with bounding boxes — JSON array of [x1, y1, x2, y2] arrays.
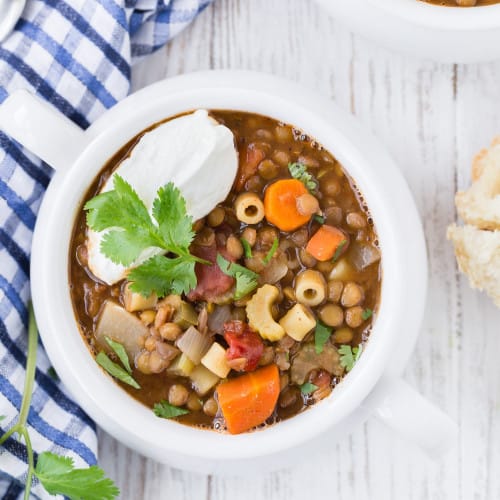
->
[[87, 110, 238, 285]]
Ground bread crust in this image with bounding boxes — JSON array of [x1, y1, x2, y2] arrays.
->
[[448, 138, 500, 308], [455, 138, 500, 231]]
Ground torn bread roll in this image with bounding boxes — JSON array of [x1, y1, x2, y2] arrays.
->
[[447, 225, 500, 307], [455, 138, 500, 231], [447, 137, 500, 307]]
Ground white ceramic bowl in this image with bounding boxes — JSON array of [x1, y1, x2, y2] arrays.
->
[[314, 0, 500, 64], [0, 71, 456, 474]]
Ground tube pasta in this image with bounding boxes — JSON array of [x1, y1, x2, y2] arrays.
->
[[234, 192, 265, 224], [294, 269, 326, 307]]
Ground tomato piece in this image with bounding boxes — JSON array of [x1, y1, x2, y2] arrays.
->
[[223, 320, 264, 372]]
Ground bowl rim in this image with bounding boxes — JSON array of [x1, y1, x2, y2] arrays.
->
[[368, 0, 500, 30], [31, 70, 428, 464]]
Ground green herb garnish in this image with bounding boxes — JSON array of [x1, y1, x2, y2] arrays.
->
[[34, 452, 119, 500], [0, 415, 5, 422], [96, 352, 140, 389], [47, 366, 59, 381], [0, 304, 119, 500], [332, 239, 347, 262], [300, 382, 319, 395], [85, 176, 206, 298], [288, 162, 318, 192], [314, 321, 332, 354], [153, 400, 189, 419], [361, 308, 373, 321], [262, 238, 279, 265], [105, 336, 132, 374], [241, 238, 253, 258], [216, 254, 259, 300], [339, 344, 363, 372], [313, 214, 325, 225]]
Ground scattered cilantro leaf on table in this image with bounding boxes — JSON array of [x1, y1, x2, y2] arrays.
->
[[153, 400, 189, 419], [35, 452, 119, 500], [85, 176, 206, 297], [217, 254, 259, 300], [0, 304, 119, 499], [288, 162, 318, 192]]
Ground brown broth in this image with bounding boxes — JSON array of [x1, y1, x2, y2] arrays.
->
[[69, 110, 382, 432]]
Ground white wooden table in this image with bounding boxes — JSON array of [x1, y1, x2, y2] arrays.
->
[[98, 1, 500, 498]]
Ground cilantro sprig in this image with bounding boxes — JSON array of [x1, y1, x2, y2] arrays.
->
[[288, 162, 318, 192], [216, 254, 259, 300], [85, 176, 206, 297], [0, 304, 119, 499], [339, 344, 363, 372], [153, 400, 189, 419]]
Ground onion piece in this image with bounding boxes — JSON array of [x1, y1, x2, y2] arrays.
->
[[258, 252, 288, 285], [350, 243, 381, 271], [176, 326, 213, 364], [207, 305, 232, 333]]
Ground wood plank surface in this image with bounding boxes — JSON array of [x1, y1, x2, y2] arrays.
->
[[98, 1, 500, 498]]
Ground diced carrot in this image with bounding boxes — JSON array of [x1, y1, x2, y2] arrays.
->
[[306, 225, 349, 262], [263, 179, 311, 231], [216, 364, 280, 434]]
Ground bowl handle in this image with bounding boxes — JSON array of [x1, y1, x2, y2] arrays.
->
[[0, 90, 88, 172], [364, 376, 457, 457]]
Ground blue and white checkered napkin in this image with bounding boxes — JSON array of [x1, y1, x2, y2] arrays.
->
[[0, 0, 212, 497]]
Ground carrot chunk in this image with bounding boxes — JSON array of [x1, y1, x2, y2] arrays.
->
[[216, 364, 280, 434], [264, 179, 312, 231], [306, 225, 349, 262]]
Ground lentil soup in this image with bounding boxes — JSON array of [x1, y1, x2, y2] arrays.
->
[[69, 110, 382, 433], [420, 0, 499, 6]]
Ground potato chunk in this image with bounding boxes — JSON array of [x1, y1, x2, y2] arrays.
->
[[279, 304, 316, 342], [95, 301, 148, 360]]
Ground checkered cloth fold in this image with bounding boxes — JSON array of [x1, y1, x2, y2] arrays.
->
[[0, 0, 211, 497]]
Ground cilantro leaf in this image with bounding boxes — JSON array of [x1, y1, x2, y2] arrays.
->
[[128, 255, 197, 298], [241, 238, 253, 258], [85, 175, 153, 233], [216, 254, 259, 300], [96, 352, 140, 389], [153, 400, 189, 419], [339, 344, 362, 372], [35, 452, 119, 500], [152, 183, 194, 252], [262, 238, 279, 265], [300, 382, 318, 395], [105, 337, 132, 374], [288, 162, 318, 192], [361, 308, 373, 321], [332, 240, 347, 262], [84, 177, 203, 297], [314, 322, 332, 354], [100, 228, 159, 267]]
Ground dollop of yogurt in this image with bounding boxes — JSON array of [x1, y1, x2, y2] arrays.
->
[[87, 109, 238, 285]]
